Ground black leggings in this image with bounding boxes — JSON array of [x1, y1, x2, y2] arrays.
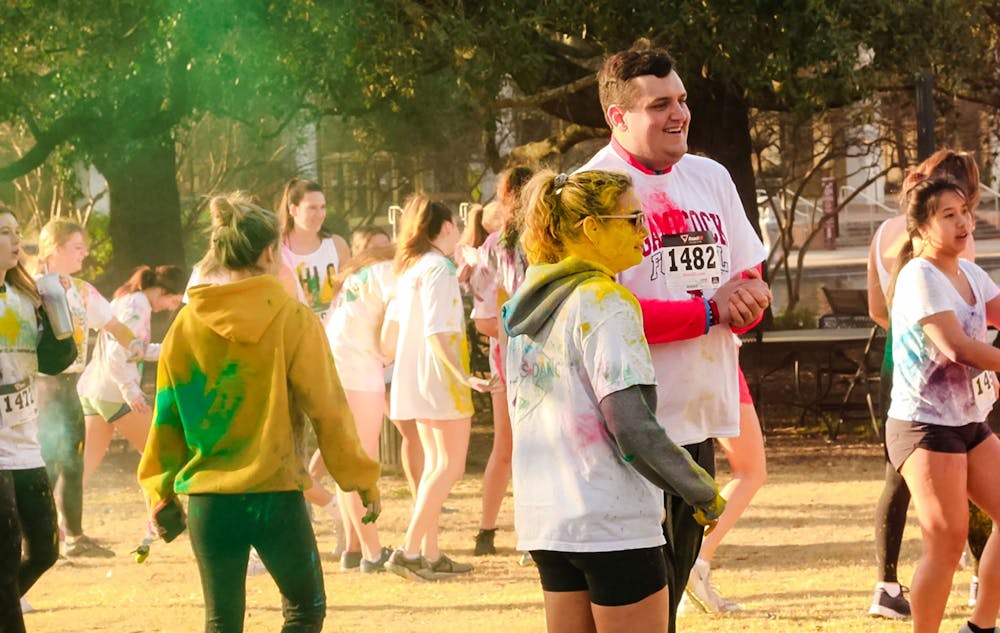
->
[[187, 491, 325, 633], [37, 373, 86, 537], [0, 468, 60, 633], [662, 439, 714, 633]]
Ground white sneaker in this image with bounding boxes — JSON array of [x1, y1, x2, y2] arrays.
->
[[969, 575, 979, 607], [20, 597, 33, 614], [677, 593, 695, 616], [685, 559, 740, 613], [246, 547, 267, 577]]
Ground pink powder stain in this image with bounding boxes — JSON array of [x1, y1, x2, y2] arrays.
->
[[640, 191, 731, 257]]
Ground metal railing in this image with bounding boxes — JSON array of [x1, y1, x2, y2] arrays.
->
[[838, 185, 897, 235], [977, 183, 1000, 230]]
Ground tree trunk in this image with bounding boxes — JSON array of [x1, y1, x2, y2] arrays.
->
[[686, 79, 760, 239], [96, 135, 185, 278]]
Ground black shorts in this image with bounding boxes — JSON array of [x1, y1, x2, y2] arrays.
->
[[531, 546, 667, 607], [885, 418, 993, 471]]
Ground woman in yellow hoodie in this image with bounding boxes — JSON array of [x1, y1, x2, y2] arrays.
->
[[138, 193, 380, 633]]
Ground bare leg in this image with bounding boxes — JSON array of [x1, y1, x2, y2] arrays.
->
[[699, 403, 766, 562], [479, 387, 512, 531], [966, 435, 1000, 629], [542, 591, 597, 633], [591, 587, 669, 633], [338, 389, 385, 560], [112, 409, 152, 454], [899, 448, 969, 633], [393, 419, 423, 501], [402, 418, 470, 560], [82, 415, 113, 486]]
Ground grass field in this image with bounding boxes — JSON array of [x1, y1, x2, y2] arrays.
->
[[17, 428, 978, 632]]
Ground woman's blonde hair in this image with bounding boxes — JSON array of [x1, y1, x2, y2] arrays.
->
[[393, 194, 454, 274], [199, 192, 280, 277], [37, 218, 86, 273], [520, 169, 633, 265]]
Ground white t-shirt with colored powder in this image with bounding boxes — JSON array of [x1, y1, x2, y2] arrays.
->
[[77, 292, 152, 405], [888, 258, 1000, 425], [506, 277, 662, 553], [326, 260, 397, 393], [62, 278, 115, 374], [0, 285, 43, 470], [389, 252, 473, 420], [578, 146, 767, 445], [281, 237, 340, 319]]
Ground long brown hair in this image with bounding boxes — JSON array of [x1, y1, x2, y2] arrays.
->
[[277, 178, 330, 239], [0, 205, 40, 307], [114, 265, 187, 299], [900, 149, 980, 212], [393, 194, 454, 274]]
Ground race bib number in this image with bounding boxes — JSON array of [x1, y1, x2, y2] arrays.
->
[[660, 231, 724, 292], [973, 370, 998, 413], [0, 379, 37, 430]]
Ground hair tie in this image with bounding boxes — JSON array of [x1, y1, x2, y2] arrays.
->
[[553, 173, 569, 194]]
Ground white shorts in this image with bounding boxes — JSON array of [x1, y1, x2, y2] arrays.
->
[[333, 350, 386, 393]]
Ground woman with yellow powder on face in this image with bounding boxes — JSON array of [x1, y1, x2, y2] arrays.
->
[[138, 193, 380, 633], [503, 170, 725, 633]]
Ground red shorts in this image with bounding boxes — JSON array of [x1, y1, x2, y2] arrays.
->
[[738, 366, 753, 405]]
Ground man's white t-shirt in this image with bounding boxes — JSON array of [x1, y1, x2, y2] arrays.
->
[[506, 277, 662, 552], [0, 285, 43, 470], [389, 252, 473, 420], [889, 258, 1000, 425], [578, 146, 767, 445]]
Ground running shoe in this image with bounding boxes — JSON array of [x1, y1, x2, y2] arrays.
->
[[340, 550, 362, 571], [386, 548, 434, 581], [360, 547, 393, 574], [867, 583, 911, 619], [426, 553, 473, 578], [246, 547, 267, 577], [474, 529, 497, 556], [19, 597, 32, 614], [63, 535, 115, 558], [969, 575, 979, 607], [685, 559, 740, 613]]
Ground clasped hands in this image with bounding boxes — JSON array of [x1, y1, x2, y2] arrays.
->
[[712, 269, 772, 329]]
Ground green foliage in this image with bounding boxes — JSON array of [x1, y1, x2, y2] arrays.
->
[[772, 307, 818, 330]]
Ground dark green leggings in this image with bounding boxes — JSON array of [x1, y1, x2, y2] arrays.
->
[[187, 491, 325, 633]]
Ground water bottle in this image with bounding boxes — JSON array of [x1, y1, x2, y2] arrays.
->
[[36, 273, 74, 340]]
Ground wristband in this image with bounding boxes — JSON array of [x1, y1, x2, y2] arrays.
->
[[701, 297, 712, 335], [708, 299, 720, 328]]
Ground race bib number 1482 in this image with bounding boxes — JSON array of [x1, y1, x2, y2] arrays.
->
[[657, 231, 725, 292]]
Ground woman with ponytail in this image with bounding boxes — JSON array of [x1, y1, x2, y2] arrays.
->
[[77, 264, 185, 483], [138, 193, 379, 632], [384, 194, 490, 581], [881, 176, 1000, 633]]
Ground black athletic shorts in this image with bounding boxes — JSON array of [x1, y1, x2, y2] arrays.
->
[[530, 546, 667, 607], [885, 418, 993, 471]]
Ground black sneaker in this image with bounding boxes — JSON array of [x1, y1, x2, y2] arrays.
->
[[474, 529, 497, 556], [64, 535, 115, 558], [426, 553, 472, 579], [360, 547, 392, 574], [386, 548, 434, 581], [340, 550, 362, 571], [868, 584, 911, 619]]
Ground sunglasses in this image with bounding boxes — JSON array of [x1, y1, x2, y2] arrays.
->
[[577, 210, 647, 230]]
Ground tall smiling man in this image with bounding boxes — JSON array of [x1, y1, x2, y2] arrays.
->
[[579, 46, 771, 631]]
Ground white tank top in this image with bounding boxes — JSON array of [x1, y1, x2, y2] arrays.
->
[[281, 237, 340, 318]]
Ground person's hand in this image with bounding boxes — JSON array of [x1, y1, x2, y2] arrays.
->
[[727, 281, 771, 328], [359, 489, 381, 524], [125, 338, 145, 363], [129, 394, 150, 414], [692, 489, 726, 535], [468, 375, 501, 393]]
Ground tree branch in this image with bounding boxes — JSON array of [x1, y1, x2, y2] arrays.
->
[[492, 73, 596, 110], [0, 114, 85, 182]]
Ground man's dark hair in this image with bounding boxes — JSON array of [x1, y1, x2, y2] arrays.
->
[[598, 48, 676, 124]]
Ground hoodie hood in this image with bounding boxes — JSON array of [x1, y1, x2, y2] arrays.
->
[[502, 257, 614, 338], [186, 275, 291, 344]]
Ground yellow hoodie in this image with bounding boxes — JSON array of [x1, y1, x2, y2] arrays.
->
[[137, 274, 379, 507]]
